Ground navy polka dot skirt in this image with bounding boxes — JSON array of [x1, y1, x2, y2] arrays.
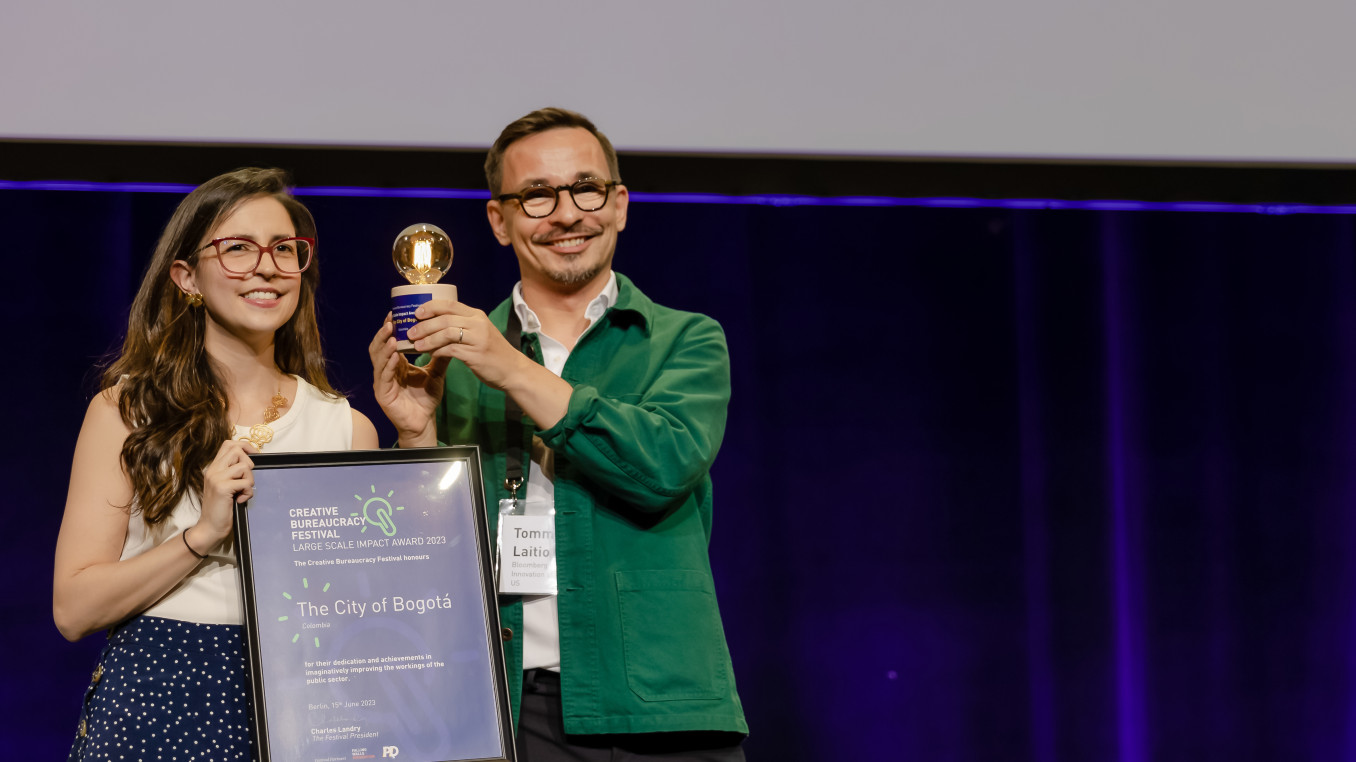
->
[[68, 616, 256, 761]]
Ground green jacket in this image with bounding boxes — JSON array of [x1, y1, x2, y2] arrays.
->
[[435, 273, 748, 736]]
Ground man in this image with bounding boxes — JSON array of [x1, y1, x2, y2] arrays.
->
[[369, 107, 747, 760]]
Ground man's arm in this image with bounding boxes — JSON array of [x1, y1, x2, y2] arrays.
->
[[406, 300, 731, 511], [537, 317, 730, 512]]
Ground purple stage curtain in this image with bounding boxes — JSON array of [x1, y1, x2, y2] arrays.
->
[[4, 187, 1353, 761]]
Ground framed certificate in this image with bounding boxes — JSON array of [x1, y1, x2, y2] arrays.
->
[[235, 446, 515, 762]]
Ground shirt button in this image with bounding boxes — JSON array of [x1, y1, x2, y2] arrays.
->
[[501, 627, 513, 641], [79, 719, 87, 737], [91, 665, 103, 684]]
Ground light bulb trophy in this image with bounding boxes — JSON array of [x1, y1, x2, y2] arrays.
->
[[390, 223, 456, 354]]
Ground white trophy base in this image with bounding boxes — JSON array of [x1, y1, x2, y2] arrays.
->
[[391, 283, 458, 354]]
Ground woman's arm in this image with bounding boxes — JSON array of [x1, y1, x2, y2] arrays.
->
[[53, 392, 253, 641], [351, 408, 380, 449]]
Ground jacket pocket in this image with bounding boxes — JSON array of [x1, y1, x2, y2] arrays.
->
[[615, 569, 727, 702]]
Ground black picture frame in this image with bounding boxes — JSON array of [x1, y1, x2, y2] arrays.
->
[[234, 446, 516, 762]]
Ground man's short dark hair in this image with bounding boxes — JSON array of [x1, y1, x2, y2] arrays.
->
[[484, 107, 621, 195]]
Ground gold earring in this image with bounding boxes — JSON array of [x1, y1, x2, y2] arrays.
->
[[184, 291, 204, 308]]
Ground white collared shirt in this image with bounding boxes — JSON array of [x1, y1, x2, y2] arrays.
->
[[509, 272, 618, 672]]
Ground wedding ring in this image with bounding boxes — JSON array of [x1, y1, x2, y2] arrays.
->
[[458, 327, 465, 344]]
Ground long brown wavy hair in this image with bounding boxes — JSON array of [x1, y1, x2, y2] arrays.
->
[[102, 168, 339, 525]]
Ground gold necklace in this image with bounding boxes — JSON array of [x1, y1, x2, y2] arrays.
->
[[238, 382, 289, 449]]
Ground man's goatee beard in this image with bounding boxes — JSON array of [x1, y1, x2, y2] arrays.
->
[[547, 259, 605, 286]]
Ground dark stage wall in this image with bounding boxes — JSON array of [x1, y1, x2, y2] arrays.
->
[[3, 187, 1354, 761]]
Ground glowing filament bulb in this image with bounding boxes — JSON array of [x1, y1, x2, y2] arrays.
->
[[392, 223, 452, 285], [413, 239, 433, 274]]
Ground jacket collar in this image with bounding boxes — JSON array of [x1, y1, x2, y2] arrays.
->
[[492, 271, 652, 336]]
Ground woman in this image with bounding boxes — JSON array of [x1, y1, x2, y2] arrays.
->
[[53, 168, 378, 760]]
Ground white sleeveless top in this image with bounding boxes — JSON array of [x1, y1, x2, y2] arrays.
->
[[119, 376, 353, 625]]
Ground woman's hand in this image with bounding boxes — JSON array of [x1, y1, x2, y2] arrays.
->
[[370, 312, 451, 448], [188, 439, 256, 551]]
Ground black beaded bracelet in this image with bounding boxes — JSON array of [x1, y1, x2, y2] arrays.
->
[[182, 528, 208, 560]]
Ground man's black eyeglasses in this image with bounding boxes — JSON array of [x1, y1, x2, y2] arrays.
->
[[496, 179, 620, 219]]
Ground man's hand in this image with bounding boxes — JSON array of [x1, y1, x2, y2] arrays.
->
[[406, 300, 575, 430], [405, 300, 535, 392]]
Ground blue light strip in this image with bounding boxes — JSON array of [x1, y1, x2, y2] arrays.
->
[[3, 179, 1354, 215], [293, 186, 490, 200], [0, 180, 198, 194]]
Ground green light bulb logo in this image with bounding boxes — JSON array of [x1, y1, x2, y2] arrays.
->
[[278, 576, 329, 648], [352, 485, 404, 536]]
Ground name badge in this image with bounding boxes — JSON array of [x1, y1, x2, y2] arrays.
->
[[496, 498, 557, 596]]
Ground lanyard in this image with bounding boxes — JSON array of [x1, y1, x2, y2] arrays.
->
[[496, 309, 561, 597], [503, 309, 533, 503]]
